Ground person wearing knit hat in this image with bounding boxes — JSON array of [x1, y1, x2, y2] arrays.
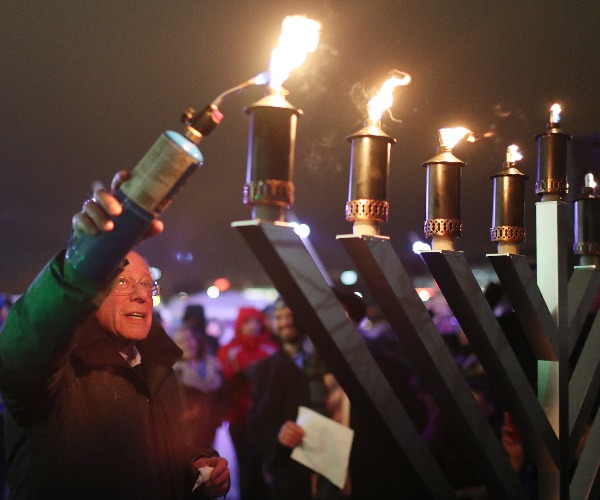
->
[[217, 307, 277, 500]]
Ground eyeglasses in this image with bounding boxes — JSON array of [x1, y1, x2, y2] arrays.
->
[[113, 277, 160, 298]]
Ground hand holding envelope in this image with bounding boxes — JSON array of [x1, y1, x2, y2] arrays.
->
[[290, 406, 354, 489]]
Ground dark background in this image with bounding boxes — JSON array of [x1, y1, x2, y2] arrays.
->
[[2, 1, 600, 297]]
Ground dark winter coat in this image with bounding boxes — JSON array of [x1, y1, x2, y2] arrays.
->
[[248, 350, 314, 500], [0, 253, 215, 499]]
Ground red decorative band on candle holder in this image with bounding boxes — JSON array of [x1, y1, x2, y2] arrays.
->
[[490, 226, 526, 243], [535, 178, 569, 196], [573, 242, 600, 256], [243, 179, 295, 207], [345, 199, 389, 222], [424, 218, 462, 238]]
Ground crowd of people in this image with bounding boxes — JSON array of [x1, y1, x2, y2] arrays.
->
[[0, 170, 594, 500]]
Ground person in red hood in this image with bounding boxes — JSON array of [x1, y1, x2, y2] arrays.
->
[[217, 307, 277, 500]]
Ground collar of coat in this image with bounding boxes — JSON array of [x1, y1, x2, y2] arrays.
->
[[72, 315, 182, 396]]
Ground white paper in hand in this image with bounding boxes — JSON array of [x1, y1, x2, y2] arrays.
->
[[192, 465, 214, 492], [290, 406, 354, 489]]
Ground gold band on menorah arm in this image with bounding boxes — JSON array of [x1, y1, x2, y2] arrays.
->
[[490, 226, 526, 243], [424, 218, 462, 238], [535, 178, 568, 196], [243, 179, 295, 207], [345, 199, 389, 223], [573, 242, 600, 256]]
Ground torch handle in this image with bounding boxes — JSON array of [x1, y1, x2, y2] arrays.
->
[[66, 131, 202, 283]]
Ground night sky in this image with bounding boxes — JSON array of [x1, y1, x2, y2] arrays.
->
[[2, 1, 600, 298]]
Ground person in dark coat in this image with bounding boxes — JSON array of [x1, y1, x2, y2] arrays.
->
[[0, 175, 230, 499], [248, 298, 332, 500]]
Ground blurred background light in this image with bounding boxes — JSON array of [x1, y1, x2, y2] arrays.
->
[[412, 241, 432, 254], [340, 270, 358, 285]]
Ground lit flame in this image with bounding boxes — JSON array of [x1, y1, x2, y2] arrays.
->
[[438, 127, 472, 149], [268, 16, 320, 90], [585, 173, 597, 189], [465, 131, 494, 143], [367, 71, 411, 121], [506, 144, 523, 163], [550, 103, 561, 124]]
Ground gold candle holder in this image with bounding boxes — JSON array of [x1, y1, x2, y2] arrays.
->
[[422, 128, 470, 251], [243, 15, 320, 222], [573, 173, 600, 265], [535, 104, 571, 201], [345, 119, 396, 236], [243, 88, 302, 222], [490, 145, 530, 254], [344, 71, 410, 236]]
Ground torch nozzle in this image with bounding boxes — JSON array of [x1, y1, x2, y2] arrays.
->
[[211, 70, 270, 106], [182, 71, 271, 144], [181, 104, 224, 144]]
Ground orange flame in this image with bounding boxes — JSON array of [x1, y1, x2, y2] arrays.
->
[[506, 144, 522, 163], [438, 127, 472, 149], [464, 131, 494, 143], [585, 173, 597, 189], [367, 71, 411, 121], [269, 16, 320, 90], [550, 103, 561, 123]]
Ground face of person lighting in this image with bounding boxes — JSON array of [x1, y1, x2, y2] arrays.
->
[[96, 252, 154, 343]]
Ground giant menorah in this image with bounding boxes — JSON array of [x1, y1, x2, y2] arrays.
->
[[232, 87, 600, 499]]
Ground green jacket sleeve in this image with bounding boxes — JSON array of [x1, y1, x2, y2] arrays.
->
[[0, 250, 101, 377]]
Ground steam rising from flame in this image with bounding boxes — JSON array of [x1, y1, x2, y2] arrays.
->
[[550, 103, 561, 124], [367, 71, 412, 121], [506, 144, 523, 163], [269, 16, 321, 90], [438, 127, 472, 149]]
